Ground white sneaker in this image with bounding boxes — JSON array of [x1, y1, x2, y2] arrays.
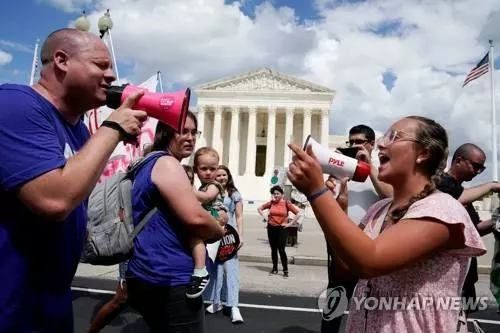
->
[[231, 307, 244, 324], [206, 303, 223, 314]]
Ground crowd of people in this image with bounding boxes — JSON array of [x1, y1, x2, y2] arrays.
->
[[1, 27, 499, 333]]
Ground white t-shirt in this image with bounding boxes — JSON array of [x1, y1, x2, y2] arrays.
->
[[337, 155, 381, 225], [346, 178, 379, 225]]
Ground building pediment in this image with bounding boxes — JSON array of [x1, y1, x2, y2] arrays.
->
[[194, 68, 334, 94]]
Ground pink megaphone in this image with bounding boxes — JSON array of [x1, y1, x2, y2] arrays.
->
[[303, 135, 371, 182], [106, 84, 190, 133]]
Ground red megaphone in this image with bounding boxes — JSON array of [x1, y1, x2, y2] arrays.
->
[[106, 84, 190, 133]]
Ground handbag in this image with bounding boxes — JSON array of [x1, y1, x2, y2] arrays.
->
[[215, 224, 241, 263]]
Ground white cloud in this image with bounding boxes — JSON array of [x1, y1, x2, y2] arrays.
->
[[0, 40, 33, 53], [0, 50, 13, 66], [46, 0, 500, 185]]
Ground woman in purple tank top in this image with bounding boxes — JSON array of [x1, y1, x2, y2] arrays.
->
[[125, 111, 225, 332]]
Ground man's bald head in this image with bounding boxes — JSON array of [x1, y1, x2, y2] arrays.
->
[[35, 28, 116, 116], [452, 143, 485, 163], [40, 28, 103, 66]]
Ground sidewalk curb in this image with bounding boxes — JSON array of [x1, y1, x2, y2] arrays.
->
[[238, 254, 327, 266], [238, 255, 493, 274]]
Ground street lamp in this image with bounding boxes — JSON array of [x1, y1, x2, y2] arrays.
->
[[97, 9, 113, 38], [74, 10, 90, 32], [74, 9, 120, 80]]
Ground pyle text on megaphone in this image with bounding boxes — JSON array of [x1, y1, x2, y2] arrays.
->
[[303, 135, 371, 182]]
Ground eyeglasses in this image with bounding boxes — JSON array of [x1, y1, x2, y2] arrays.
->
[[461, 157, 486, 174], [376, 129, 418, 147], [181, 129, 202, 139], [346, 139, 368, 147]]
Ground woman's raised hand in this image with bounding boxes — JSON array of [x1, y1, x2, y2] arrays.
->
[[287, 143, 325, 197]]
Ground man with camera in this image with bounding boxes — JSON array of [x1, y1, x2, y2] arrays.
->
[[321, 124, 391, 332]]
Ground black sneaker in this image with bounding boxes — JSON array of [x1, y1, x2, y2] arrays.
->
[[269, 269, 278, 276], [186, 274, 210, 299], [283, 271, 289, 279]]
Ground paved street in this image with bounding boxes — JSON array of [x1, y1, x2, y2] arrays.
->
[[73, 286, 500, 333], [73, 212, 500, 332]]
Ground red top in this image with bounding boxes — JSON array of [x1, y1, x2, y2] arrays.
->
[[260, 199, 299, 226]]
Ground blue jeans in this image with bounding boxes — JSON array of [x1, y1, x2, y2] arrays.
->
[[205, 255, 240, 307]]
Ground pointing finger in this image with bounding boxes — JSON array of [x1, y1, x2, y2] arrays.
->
[[288, 143, 310, 161], [132, 110, 148, 121], [305, 143, 317, 160]]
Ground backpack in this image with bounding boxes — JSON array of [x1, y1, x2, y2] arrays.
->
[[80, 151, 167, 266]]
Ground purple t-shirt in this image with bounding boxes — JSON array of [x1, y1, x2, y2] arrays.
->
[[0, 84, 90, 332]]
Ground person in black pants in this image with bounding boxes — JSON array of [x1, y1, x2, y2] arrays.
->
[[321, 176, 358, 332], [437, 143, 498, 316], [258, 186, 301, 278]]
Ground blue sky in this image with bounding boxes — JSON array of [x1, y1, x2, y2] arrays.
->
[[1, 0, 498, 91], [0, 0, 324, 85], [0, 2, 76, 84], [225, 0, 320, 22]]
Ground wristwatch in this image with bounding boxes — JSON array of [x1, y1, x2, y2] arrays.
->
[[101, 120, 137, 143]]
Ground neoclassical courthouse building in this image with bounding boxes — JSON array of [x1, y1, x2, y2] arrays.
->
[[184, 68, 346, 206]]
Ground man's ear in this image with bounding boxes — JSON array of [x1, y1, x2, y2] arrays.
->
[[454, 155, 464, 165], [53, 50, 70, 73]]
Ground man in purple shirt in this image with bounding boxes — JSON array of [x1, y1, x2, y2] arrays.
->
[[0, 28, 147, 332]]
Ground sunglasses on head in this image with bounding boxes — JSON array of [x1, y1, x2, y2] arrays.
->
[[346, 139, 368, 147], [461, 157, 485, 174]]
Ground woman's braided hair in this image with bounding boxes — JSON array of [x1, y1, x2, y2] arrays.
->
[[389, 116, 449, 223]]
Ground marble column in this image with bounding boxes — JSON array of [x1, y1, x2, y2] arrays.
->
[[228, 106, 240, 173], [321, 109, 330, 146], [283, 108, 294, 165], [265, 107, 276, 176], [302, 108, 312, 146], [196, 106, 206, 147], [245, 107, 257, 176], [212, 106, 223, 154]]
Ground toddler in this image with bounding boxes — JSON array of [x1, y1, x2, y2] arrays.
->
[[185, 147, 226, 298]]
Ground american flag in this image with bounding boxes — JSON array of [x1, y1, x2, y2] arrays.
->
[[462, 52, 489, 87]]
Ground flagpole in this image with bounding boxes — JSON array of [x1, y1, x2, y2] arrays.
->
[[490, 40, 497, 182], [157, 71, 164, 93], [29, 38, 39, 86], [106, 29, 120, 81]]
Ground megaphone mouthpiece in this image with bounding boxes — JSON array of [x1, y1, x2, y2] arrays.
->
[[106, 84, 127, 109]]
